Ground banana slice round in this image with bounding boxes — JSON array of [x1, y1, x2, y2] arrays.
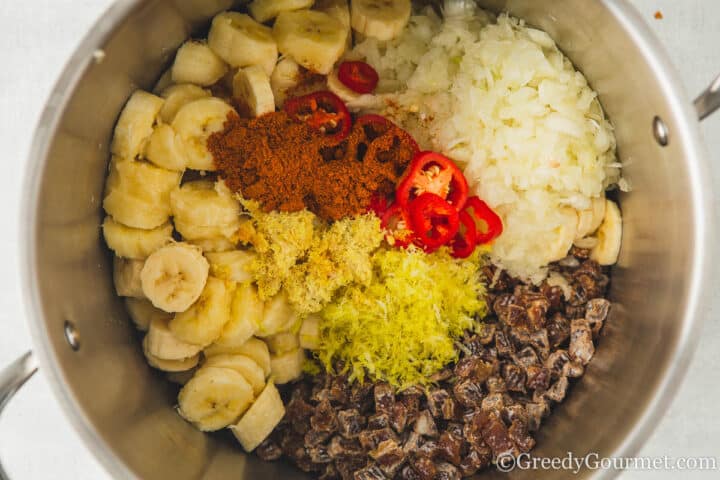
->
[[546, 207, 579, 263], [257, 292, 299, 337], [144, 124, 188, 172], [249, 0, 314, 23], [270, 57, 301, 108], [172, 98, 236, 171], [299, 314, 321, 350], [191, 236, 238, 253], [233, 65, 275, 117], [146, 317, 203, 360], [265, 332, 300, 355], [205, 337, 271, 376], [169, 276, 233, 347], [270, 348, 305, 384], [213, 283, 262, 349], [178, 366, 254, 432], [143, 336, 200, 372], [159, 84, 211, 123], [171, 40, 228, 87], [125, 297, 170, 331], [111, 90, 165, 160], [575, 196, 606, 240], [141, 242, 210, 313], [273, 10, 348, 75], [591, 199, 622, 266], [170, 180, 242, 241], [103, 216, 173, 260], [230, 381, 285, 452], [113, 257, 145, 298], [208, 12, 278, 76], [203, 354, 266, 396], [350, 0, 411, 41], [206, 250, 256, 283]]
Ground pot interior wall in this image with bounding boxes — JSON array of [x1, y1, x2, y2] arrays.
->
[[29, 0, 700, 478]]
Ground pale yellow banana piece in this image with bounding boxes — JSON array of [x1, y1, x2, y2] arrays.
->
[[141, 242, 210, 313], [257, 292, 298, 337], [125, 297, 170, 331], [143, 336, 200, 372], [547, 208, 579, 263], [575, 196, 607, 240], [145, 317, 203, 360], [205, 337, 271, 376], [113, 256, 145, 298], [270, 348, 305, 384], [191, 237, 237, 253], [249, 0, 314, 23], [273, 10, 347, 75], [350, 0, 411, 41], [103, 157, 181, 229], [230, 381, 285, 451], [299, 314, 320, 350], [591, 199, 622, 266], [103, 216, 172, 260], [170, 276, 233, 346], [270, 57, 301, 108], [171, 180, 242, 241], [206, 250, 256, 283], [232, 65, 275, 117], [159, 84, 210, 123], [171, 40, 228, 87], [111, 90, 165, 160], [153, 68, 174, 94], [265, 332, 300, 355], [208, 12, 278, 76], [315, 0, 351, 48], [172, 98, 236, 171], [213, 283, 262, 350], [203, 354, 266, 395], [178, 366, 254, 431], [144, 124, 188, 171]]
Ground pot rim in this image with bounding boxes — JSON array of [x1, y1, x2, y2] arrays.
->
[[18, 1, 715, 479]]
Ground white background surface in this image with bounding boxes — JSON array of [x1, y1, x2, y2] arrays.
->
[[1, 1, 719, 479]]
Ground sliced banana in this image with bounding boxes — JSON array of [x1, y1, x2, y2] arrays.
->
[[350, 0, 411, 41], [546, 207, 579, 263], [191, 236, 238, 253], [170, 276, 233, 347], [171, 180, 242, 241], [208, 12, 278, 76], [230, 381, 285, 452], [103, 157, 181, 229], [270, 57, 301, 108], [270, 348, 305, 384], [273, 10, 347, 75], [144, 124, 188, 172], [265, 331, 300, 355], [299, 314, 320, 349], [113, 257, 145, 298], [257, 292, 299, 337], [171, 40, 228, 87], [233, 65, 275, 117], [143, 336, 200, 372], [125, 297, 169, 331], [145, 317, 203, 360], [575, 196, 607, 240], [153, 68, 174, 94], [141, 242, 210, 313], [159, 84, 211, 123], [205, 337, 271, 376], [203, 354, 266, 395], [178, 366, 254, 431], [327, 68, 361, 103], [249, 0, 314, 23], [316, 0, 352, 48], [111, 90, 165, 160], [172, 98, 236, 171], [103, 216, 172, 260], [213, 283, 263, 350], [206, 250, 256, 283], [591, 199, 622, 266]]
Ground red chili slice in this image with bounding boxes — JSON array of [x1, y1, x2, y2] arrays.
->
[[338, 61, 379, 94], [381, 203, 415, 248], [396, 151, 469, 211], [464, 196, 503, 245], [450, 210, 478, 259], [367, 192, 390, 218], [408, 193, 460, 252], [284, 91, 351, 141]]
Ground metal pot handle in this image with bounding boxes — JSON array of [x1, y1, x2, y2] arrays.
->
[[695, 74, 720, 120], [0, 352, 38, 480]]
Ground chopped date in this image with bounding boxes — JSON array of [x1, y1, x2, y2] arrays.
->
[[400, 465, 421, 480], [569, 319, 595, 365], [453, 379, 484, 408], [374, 383, 395, 414], [480, 392, 506, 414], [389, 402, 408, 433], [529, 329, 551, 360], [544, 376, 569, 403], [338, 409, 366, 439], [359, 428, 397, 451], [311, 398, 338, 433], [402, 431, 422, 454], [501, 363, 527, 392], [485, 375, 507, 393], [309, 444, 333, 464], [368, 413, 390, 430], [508, 419, 536, 452], [435, 462, 461, 480], [305, 428, 332, 447], [411, 456, 437, 480], [513, 346, 540, 369], [370, 439, 406, 477], [437, 431, 464, 466], [255, 438, 282, 461], [427, 389, 456, 420], [526, 365, 551, 391], [337, 457, 368, 480], [546, 312, 571, 347], [474, 411, 515, 459], [585, 298, 611, 336], [328, 435, 364, 459], [545, 350, 571, 380], [494, 330, 515, 357], [414, 410, 438, 437], [417, 440, 439, 459], [501, 405, 528, 426], [354, 463, 386, 480], [460, 445, 492, 476], [563, 360, 585, 378]]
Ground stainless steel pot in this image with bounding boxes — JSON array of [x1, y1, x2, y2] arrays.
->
[[2, 0, 718, 478]]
